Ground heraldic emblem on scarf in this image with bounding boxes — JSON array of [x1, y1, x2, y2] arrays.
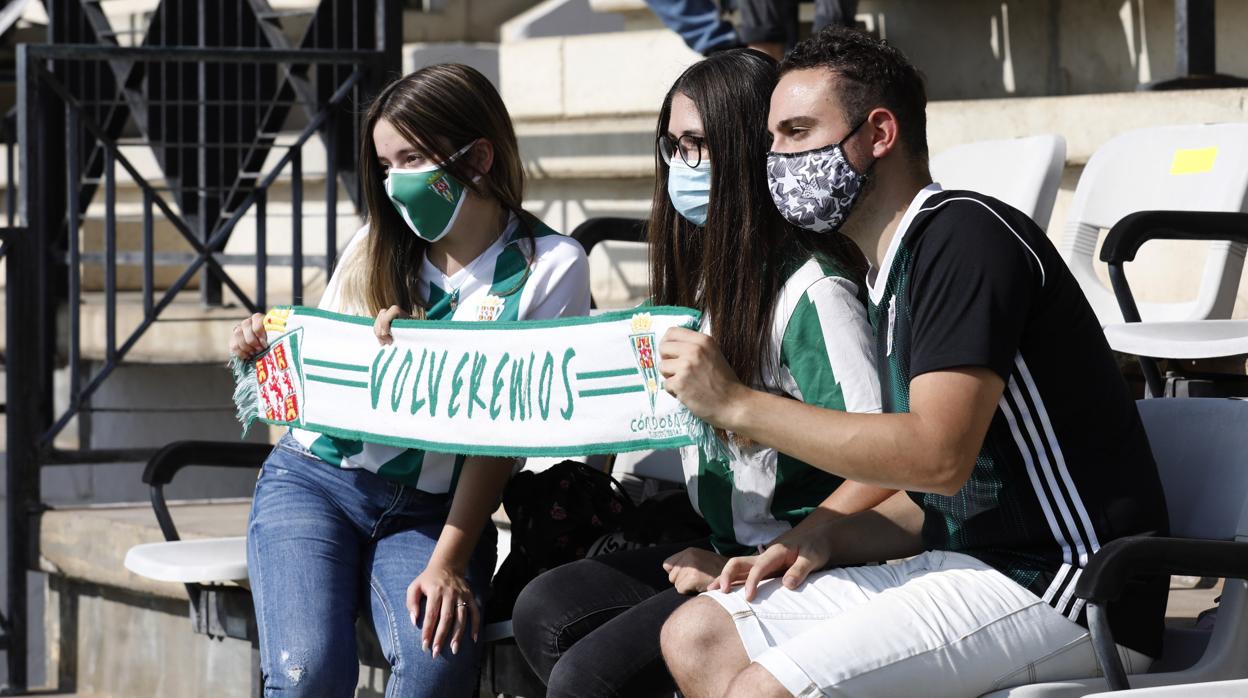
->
[[628, 313, 660, 416]]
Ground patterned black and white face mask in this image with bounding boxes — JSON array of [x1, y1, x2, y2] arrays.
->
[[766, 119, 870, 233]]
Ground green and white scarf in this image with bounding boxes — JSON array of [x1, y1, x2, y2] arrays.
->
[[231, 305, 716, 457]]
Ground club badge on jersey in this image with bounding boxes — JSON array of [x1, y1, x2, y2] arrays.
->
[[477, 294, 506, 321]]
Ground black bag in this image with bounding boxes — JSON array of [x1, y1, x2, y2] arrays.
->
[[487, 460, 636, 622], [619, 488, 710, 547]]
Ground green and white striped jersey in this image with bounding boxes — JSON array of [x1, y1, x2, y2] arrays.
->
[[290, 215, 591, 492], [681, 256, 881, 555]]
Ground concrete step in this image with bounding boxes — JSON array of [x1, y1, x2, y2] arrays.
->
[[0, 267, 332, 360], [60, 287, 329, 363], [80, 215, 201, 292], [73, 200, 360, 293]]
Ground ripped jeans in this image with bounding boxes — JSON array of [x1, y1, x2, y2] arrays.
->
[[247, 434, 496, 697]]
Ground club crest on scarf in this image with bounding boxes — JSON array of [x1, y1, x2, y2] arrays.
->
[[766, 144, 865, 233], [628, 313, 661, 416], [255, 330, 305, 425], [262, 306, 293, 334]]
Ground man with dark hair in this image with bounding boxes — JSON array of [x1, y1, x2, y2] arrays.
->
[[656, 26, 1168, 697]]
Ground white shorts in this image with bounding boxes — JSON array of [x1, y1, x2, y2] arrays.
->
[[704, 550, 1152, 697]]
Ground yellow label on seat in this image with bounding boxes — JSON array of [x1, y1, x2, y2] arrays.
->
[[1170, 147, 1218, 175]]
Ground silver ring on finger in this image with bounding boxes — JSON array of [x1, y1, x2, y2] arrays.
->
[[456, 601, 469, 607]]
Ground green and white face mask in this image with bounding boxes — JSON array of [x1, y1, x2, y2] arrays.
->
[[384, 141, 477, 243]]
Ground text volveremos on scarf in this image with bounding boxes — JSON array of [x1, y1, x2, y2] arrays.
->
[[230, 306, 713, 457]]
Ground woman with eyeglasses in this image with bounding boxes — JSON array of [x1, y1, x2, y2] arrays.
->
[[229, 64, 589, 697], [510, 48, 894, 698]]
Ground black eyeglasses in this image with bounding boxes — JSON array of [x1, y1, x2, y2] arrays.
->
[[656, 134, 708, 169]]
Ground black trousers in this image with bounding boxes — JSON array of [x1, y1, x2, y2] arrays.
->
[[738, 0, 859, 46], [511, 539, 712, 698]]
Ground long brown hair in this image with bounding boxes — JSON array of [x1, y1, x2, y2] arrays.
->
[[649, 49, 866, 388], [344, 64, 535, 316]]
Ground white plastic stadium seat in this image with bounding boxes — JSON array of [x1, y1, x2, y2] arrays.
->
[[610, 447, 685, 484], [1103, 318, 1248, 361], [930, 134, 1066, 229], [1060, 123, 1248, 328], [124, 537, 248, 584], [981, 398, 1248, 697], [1087, 679, 1248, 697]]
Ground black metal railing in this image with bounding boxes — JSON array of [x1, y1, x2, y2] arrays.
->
[[4, 0, 402, 689], [0, 109, 15, 421], [42, 46, 365, 448]]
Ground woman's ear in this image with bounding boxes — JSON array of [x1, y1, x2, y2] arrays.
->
[[466, 139, 495, 179]]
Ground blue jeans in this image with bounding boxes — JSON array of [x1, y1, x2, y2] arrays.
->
[[644, 0, 740, 55], [247, 434, 497, 697]]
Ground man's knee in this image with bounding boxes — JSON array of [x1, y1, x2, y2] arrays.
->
[[725, 662, 789, 698], [660, 595, 730, 669]]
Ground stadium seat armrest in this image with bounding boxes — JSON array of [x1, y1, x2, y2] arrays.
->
[[568, 217, 646, 258], [1100, 211, 1248, 327], [142, 440, 272, 542], [142, 440, 273, 487], [568, 217, 647, 309], [1099, 210, 1248, 264], [1075, 534, 1248, 692], [1075, 535, 1248, 604]]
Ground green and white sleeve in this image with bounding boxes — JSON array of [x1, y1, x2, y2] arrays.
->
[[779, 276, 881, 414]]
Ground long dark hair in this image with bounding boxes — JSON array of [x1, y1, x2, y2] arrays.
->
[[649, 49, 866, 389], [350, 63, 536, 316]]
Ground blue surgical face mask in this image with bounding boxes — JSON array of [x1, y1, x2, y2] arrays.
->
[[667, 159, 712, 227]]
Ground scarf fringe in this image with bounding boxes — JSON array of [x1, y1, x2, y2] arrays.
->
[[229, 356, 259, 437], [688, 412, 728, 462]]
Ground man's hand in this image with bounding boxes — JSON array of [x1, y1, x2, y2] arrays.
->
[[658, 327, 752, 428], [662, 547, 729, 594], [707, 524, 834, 601]]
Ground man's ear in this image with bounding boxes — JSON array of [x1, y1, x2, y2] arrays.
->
[[466, 139, 495, 179], [865, 107, 901, 161]]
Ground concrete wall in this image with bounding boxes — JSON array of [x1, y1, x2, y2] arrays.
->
[[404, 0, 543, 43], [505, 0, 1248, 124], [496, 0, 1248, 312], [857, 0, 1248, 100], [44, 578, 390, 697]]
